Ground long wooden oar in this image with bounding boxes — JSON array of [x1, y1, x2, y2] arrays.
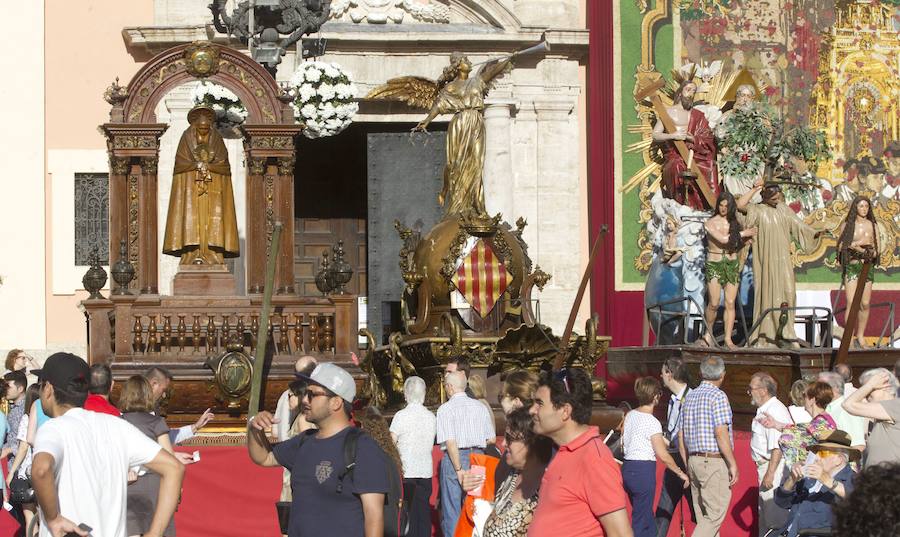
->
[[834, 261, 872, 366], [553, 225, 609, 370], [248, 222, 283, 418]]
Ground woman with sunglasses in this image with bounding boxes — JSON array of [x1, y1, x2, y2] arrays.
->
[[477, 407, 553, 537]]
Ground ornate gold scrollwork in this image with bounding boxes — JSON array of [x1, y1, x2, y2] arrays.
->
[[113, 136, 157, 149], [440, 227, 470, 287], [103, 77, 128, 105], [252, 136, 292, 149], [140, 157, 158, 175], [127, 171, 140, 283], [248, 157, 266, 176], [183, 41, 221, 78], [277, 156, 295, 176], [110, 156, 130, 175]]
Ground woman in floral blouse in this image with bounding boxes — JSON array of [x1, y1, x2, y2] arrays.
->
[[479, 407, 554, 537], [758, 381, 835, 466]]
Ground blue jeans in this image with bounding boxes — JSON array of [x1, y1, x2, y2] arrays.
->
[[623, 460, 657, 537], [439, 448, 480, 537]]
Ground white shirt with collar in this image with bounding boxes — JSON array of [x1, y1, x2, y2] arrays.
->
[[751, 396, 791, 462], [665, 384, 689, 446]]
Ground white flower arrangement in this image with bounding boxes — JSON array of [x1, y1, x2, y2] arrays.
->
[[288, 61, 359, 139], [190, 82, 248, 136]]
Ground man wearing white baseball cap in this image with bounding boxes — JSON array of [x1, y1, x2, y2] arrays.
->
[[248, 362, 389, 537]]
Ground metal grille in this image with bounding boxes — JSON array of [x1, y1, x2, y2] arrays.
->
[[74, 173, 109, 265]]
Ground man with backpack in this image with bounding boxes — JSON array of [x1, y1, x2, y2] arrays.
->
[[247, 363, 391, 537]]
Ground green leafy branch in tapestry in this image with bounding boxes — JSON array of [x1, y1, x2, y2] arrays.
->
[[717, 103, 775, 181], [677, 0, 733, 20], [770, 127, 831, 205], [770, 127, 831, 173]]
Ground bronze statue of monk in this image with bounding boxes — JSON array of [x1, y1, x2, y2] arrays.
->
[[163, 106, 239, 265]]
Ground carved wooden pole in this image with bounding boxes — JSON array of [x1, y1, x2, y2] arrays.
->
[[834, 261, 872, 366], [553, 225, 609, 371], [249, 222, 283, 418]]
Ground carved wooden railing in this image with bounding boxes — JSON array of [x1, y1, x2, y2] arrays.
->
[[82, 293, 358, 364]]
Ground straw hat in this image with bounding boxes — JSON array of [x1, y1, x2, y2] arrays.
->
[[809, 429, 861, 462]]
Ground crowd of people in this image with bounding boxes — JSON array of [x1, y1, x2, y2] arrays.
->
[[2, 344, 899, 537], [622, 355, 900, 537], [1, 348, 214, 537], [255, 352, 900, 537]]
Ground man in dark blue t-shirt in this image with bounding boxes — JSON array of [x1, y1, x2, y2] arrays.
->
[[248, 363, 389, 537]]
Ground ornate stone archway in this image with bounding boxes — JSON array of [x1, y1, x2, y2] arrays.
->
[[102, 41, 301, 295]]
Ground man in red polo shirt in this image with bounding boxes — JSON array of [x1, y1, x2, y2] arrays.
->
[[83, 364, 121, 416], [528, 367, 633, 537]]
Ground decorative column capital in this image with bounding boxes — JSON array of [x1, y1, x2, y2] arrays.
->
[[248, 157, 267, 176], [140, 157, 158, 175], [110, 156, 131, 175], [277, 156, 295, 176]]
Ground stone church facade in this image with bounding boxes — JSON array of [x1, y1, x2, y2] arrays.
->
[[1, 0, 590, 357]]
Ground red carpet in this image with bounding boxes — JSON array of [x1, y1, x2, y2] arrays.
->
[[0, 435, 759, 537]]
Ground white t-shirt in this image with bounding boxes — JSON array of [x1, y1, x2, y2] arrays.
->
[[34, 407, 162, 537], [389, 403, 436, 478], [622, 410, 662, 461]]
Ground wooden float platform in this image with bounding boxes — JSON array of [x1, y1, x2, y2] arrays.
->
[[605, 345, 900, 429]]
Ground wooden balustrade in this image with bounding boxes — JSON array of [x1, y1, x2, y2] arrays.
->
[[127, 310, 336, 356], [81, 294, 357, 364]]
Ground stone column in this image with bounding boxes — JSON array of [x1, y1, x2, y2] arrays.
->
[[483, 100, 516, 218], [533, 99, 579, 331]]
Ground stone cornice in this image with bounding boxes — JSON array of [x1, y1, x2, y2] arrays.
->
[[122, 24, 588, 60]]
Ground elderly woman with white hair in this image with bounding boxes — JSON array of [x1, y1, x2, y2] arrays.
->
[[842, 367, 900, 467], [389, 376, 436, 537]]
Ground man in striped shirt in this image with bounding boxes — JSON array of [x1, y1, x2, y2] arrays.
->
[[678, 356, 738, 537], [436, 370, 495, 537]]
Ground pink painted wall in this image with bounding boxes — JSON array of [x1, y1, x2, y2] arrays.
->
[[44, 0, 154, 347]]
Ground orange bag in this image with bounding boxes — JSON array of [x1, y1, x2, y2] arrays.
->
[[453, 453, 500, 537]]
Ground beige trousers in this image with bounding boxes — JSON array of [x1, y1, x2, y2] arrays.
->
[[688, 456, 732, 537], [757, 458, 788, 536]]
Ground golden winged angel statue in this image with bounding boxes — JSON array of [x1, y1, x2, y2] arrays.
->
[[367, 52, 514, 217]]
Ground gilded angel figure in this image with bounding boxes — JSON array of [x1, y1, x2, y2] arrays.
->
[[367, 53, 514, 217]]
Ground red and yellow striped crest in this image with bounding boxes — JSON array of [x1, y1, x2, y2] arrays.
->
[[452, 240, 511, 318]]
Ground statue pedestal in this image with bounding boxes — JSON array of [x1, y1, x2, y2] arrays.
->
[[172, 264, 236, 296]]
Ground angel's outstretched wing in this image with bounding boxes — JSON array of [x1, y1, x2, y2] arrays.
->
[[366, 76, 440, 110]]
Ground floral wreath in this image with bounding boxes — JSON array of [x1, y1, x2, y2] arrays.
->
[[190, 82, 248, 136], [288, 61, 359, 139]]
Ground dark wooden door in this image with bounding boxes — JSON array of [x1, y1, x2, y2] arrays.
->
[[294, 125, 369, 296], [294, 218, 366, 296]]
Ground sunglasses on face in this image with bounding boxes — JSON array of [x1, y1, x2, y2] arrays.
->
[[303, 390, 331, 401]]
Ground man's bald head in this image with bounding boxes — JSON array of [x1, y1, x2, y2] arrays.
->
[[294, 355, 318, 376], [444, 370, 467, 394]]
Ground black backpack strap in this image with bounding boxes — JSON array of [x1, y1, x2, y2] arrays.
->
[[336, 427, 363, 494]]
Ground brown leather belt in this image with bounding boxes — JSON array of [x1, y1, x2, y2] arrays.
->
[[690, 451, 722, 458]]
